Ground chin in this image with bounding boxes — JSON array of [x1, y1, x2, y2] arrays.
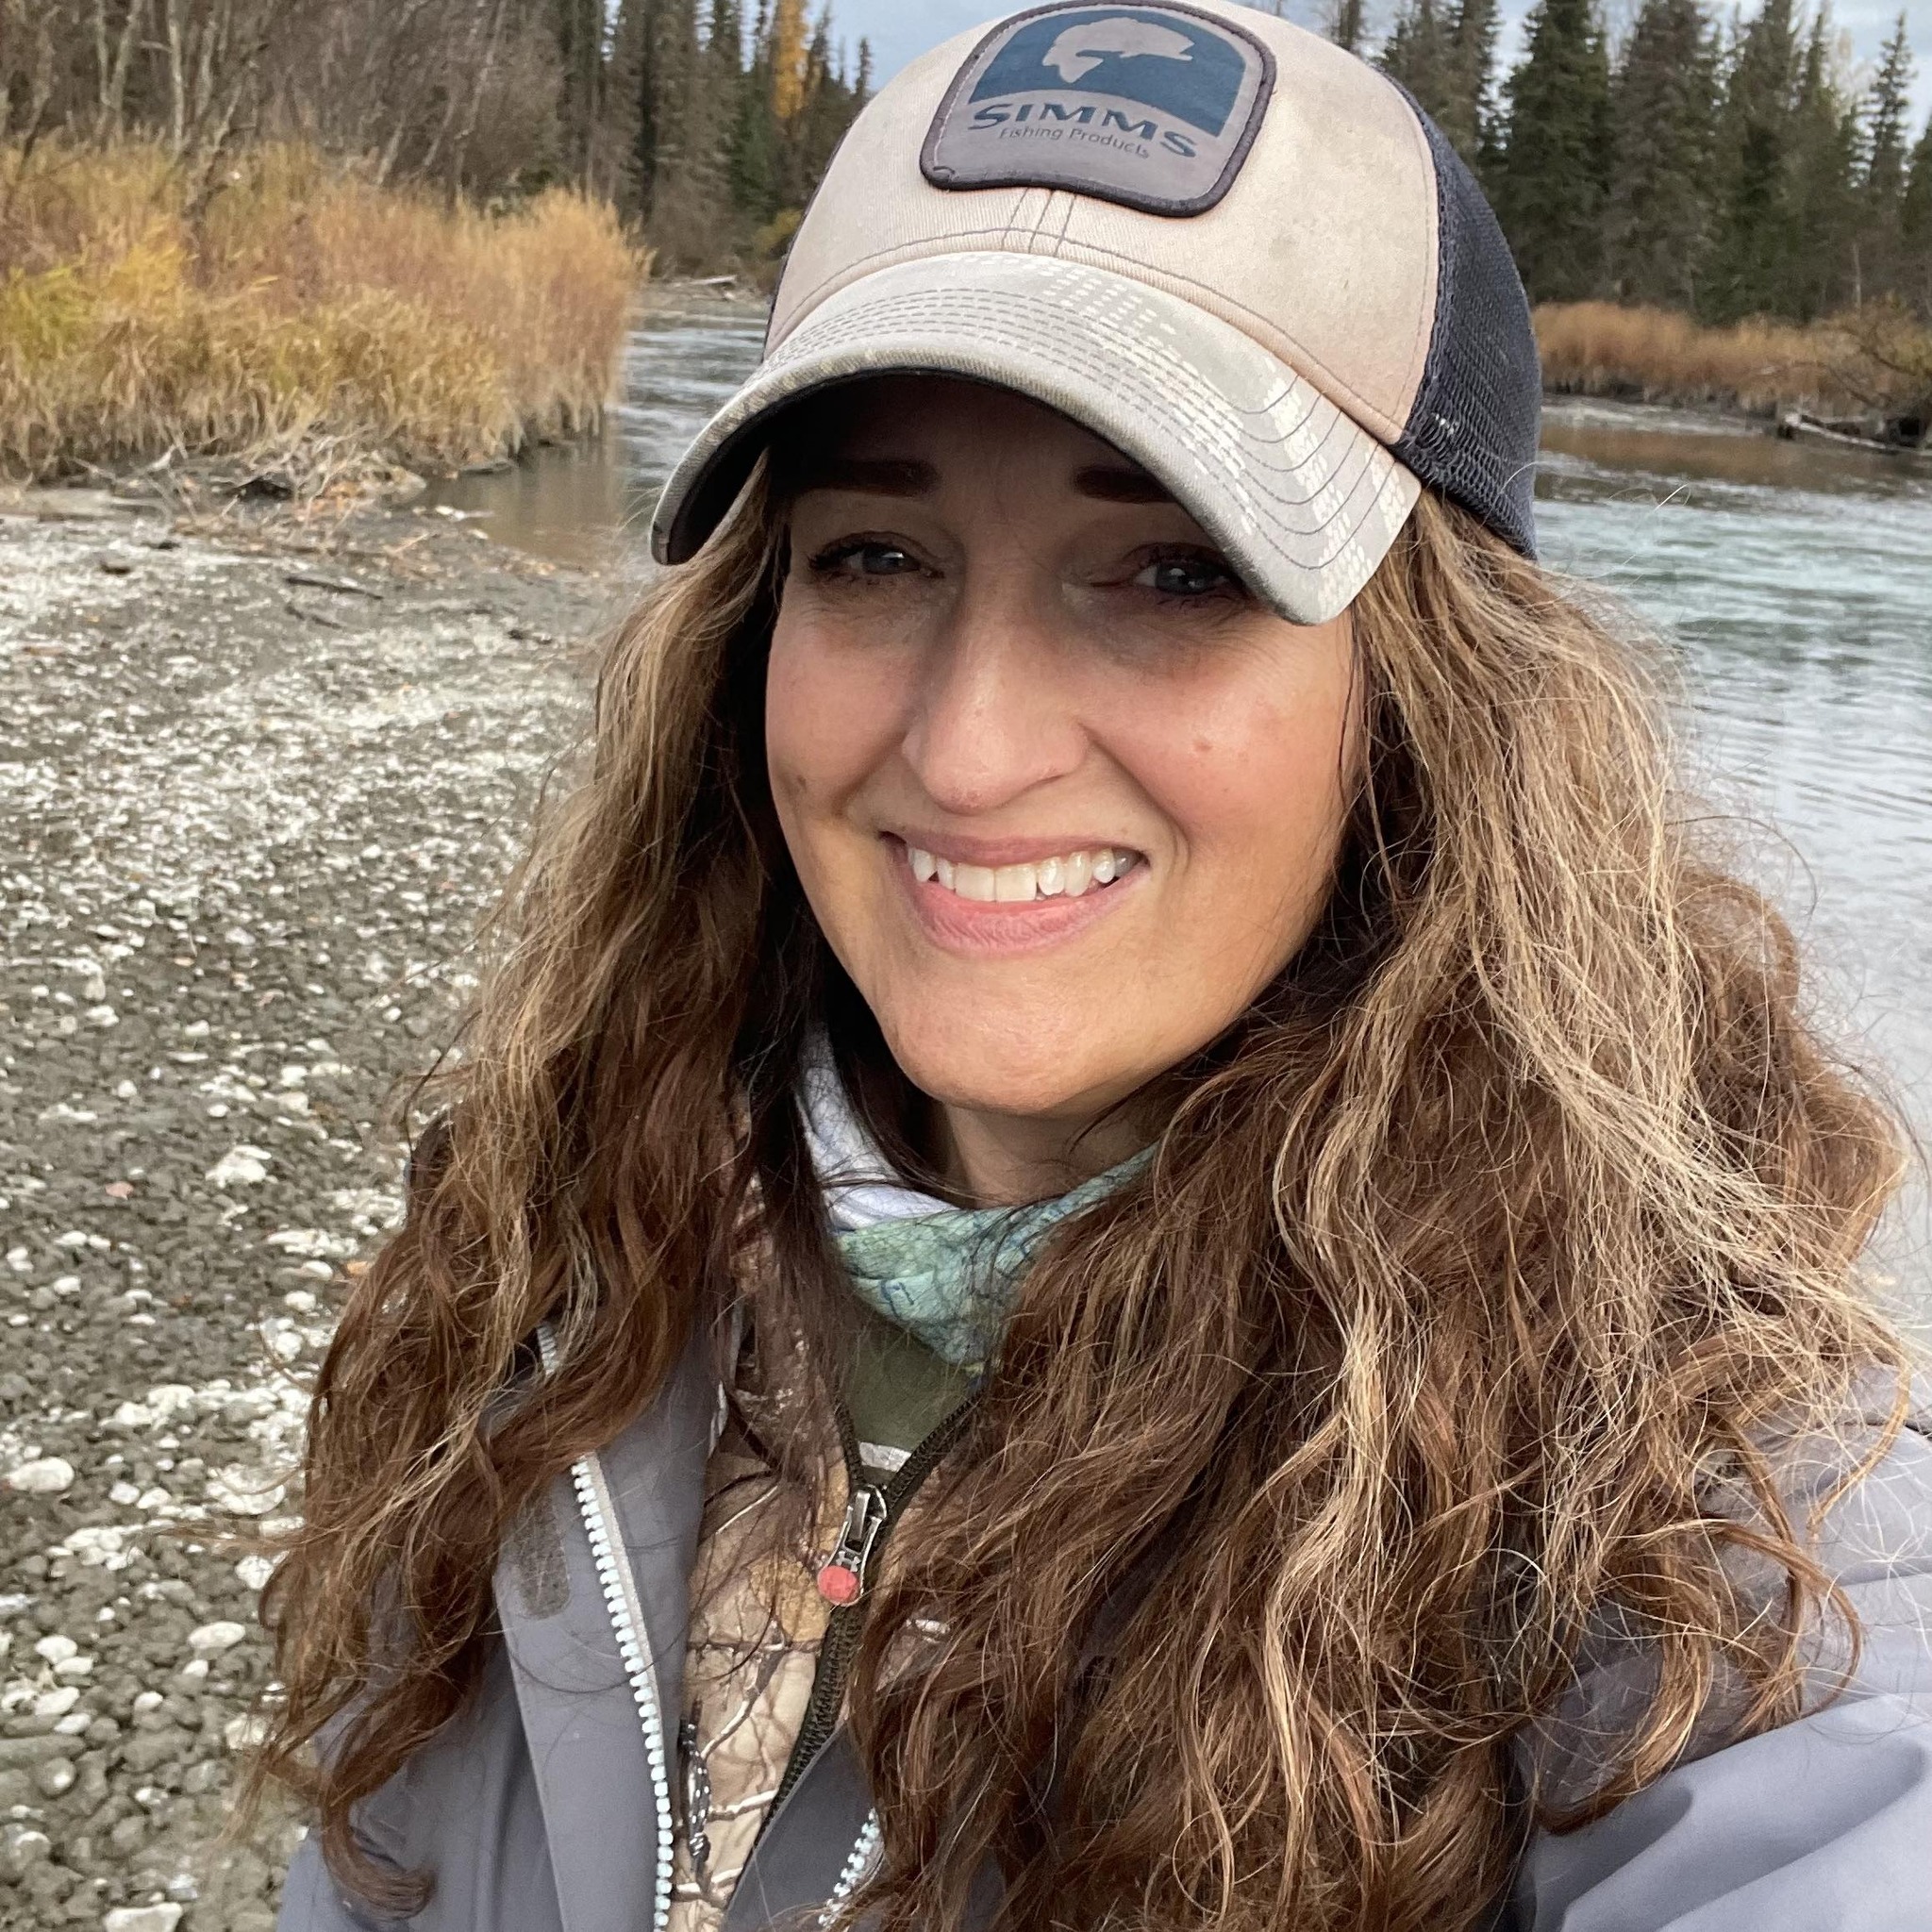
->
[[878, 1011, 1130, 1123]]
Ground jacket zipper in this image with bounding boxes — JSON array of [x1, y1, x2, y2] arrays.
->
[[818, 1809, 883, 1927], [539, 1325, 675, 1932], [769, 1392, 978, 1815]]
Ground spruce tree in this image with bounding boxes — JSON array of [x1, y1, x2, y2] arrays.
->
[[787, 8, 846, 204], [1704, 0, 1800, 320], [1445, 0, 1501, 168], [1903, 112, 1932, 313], [1857, 14, 1915, 300], [1380, 0, 1499, 167], [731, 0, 779, 222], [1491, 0, 1613, 300], [1381, 0, 1454, 126], [617, 0, 699, 218], [1783, 8, 1860, 317], [1604, 0, 1719, 308], [553, 0, 608, 184], [1329, 0, 1368, 56], [1862, 15, 1915, 208], [678, 0, 744, 213]]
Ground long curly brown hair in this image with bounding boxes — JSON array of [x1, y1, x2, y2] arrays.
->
[[251, 469, 1911, 1932]]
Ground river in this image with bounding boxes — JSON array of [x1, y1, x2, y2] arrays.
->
[[428, 291, 1932, 1307]]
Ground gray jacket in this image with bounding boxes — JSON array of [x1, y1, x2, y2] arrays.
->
[[277, 1343, 1932, 1932]]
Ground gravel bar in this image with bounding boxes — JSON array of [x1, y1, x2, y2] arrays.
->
[[1, 489, 621, 1928]]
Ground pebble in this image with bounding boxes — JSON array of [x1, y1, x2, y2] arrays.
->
[[0, 1824, 51, 1881], [104, 1907, 185, 1932], [2, 496, 601, 1925], [6, 1455, 76, 1492], [207, 1145, 273, 1189]]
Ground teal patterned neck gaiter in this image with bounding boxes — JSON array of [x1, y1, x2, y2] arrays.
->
[[829, 1157, 1148, 1369], [799, 1038, 1150, 1370]]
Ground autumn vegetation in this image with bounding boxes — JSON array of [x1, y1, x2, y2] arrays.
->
[[0, 0, 868, 485], [1535, 299, 1932, 425], [0, 143, 637, 484]]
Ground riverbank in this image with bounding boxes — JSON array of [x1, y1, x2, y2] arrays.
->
[[0, 142, 642, 496], [0, 490, 619, 1927], [1536, 301, 1932, 443]]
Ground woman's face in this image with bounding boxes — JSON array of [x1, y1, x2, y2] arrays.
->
[[767, 378, 1361, 1166]]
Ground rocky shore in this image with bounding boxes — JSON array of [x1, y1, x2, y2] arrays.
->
[[1, 486, 623, 1928]]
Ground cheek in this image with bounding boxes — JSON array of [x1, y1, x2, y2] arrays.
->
[[1122, 656, 1357, 958], [765, 606, 898, 828], [765, 601, 920, 990]]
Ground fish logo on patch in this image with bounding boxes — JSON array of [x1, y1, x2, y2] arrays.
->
[[923, 2, 1274, 217], [1042, 19, 1194, 84]]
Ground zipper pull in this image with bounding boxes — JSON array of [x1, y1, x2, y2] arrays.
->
[[816, 1483, 888, 1606], [678, 1713, 712, 1882]]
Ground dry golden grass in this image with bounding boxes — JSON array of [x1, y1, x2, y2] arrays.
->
[[0, 142, 643, 484], [1535, 300, 1930, 420]]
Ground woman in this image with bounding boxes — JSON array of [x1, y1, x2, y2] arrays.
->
[[262, 6, 1932, 1929]]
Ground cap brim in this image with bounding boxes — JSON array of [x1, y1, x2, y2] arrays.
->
[[650, 252, 1419, 625]]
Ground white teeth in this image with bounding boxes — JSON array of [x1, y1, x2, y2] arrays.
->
[[908, 842, 1138, 902]]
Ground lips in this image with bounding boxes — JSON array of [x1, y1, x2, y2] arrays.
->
[[885, 834, 1146, 957]]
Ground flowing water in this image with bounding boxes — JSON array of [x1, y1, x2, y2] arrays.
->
[[428, 291, 1932, 1308]]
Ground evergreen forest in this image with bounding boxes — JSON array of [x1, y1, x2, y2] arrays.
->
[[621, 0, 1932, 319], [5, 0, 1929, 320], [1370, 0, 1931, 322]]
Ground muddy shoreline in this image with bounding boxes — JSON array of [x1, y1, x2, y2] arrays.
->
[[1, 486, 626, 1928]]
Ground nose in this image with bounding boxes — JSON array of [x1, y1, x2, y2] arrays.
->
[[900, 570, 1087, 817]]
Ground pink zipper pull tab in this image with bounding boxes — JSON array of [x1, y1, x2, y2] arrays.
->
[[817, 1484, 887, 1606]]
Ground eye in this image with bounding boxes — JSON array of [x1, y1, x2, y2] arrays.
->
[[807, 538, 927, 581], [1129, 549, 1245, 601]]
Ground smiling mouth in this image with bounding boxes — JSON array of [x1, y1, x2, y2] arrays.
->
[[905, 843, 1141, 904]]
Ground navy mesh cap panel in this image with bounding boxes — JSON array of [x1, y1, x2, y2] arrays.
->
[[1389, 100, 1541, 558]]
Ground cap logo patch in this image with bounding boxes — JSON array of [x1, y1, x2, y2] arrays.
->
[[923, 2, 1274, 217]]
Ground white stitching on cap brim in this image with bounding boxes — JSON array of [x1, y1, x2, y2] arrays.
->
[[650, 253, 1420, 625]]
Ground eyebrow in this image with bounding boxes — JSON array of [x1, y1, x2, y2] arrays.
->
[[786, 456, 939, 497], [1071, 462, 1174, 504]]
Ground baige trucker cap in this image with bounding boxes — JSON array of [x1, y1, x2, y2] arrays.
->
[[650, 0, 1541, 624]]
